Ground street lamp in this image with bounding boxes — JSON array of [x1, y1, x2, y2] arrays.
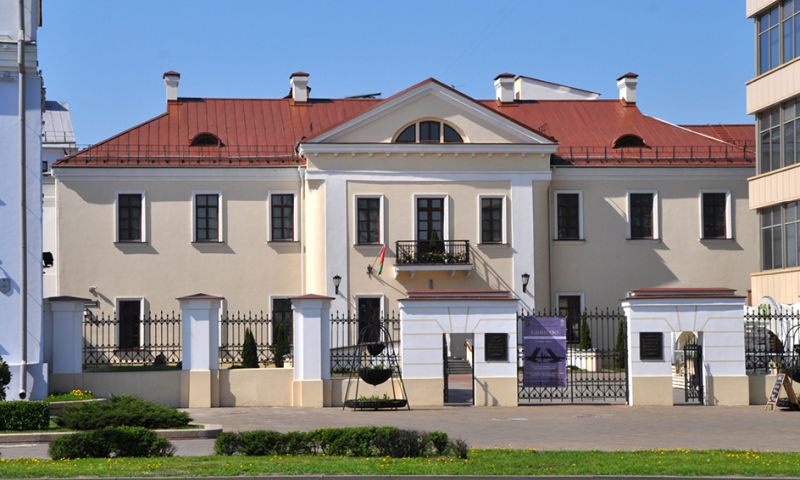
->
[[521, 273, 530, 293], [333, 274, 342, 295]]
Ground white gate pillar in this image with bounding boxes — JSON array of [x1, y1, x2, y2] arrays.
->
[[46, 296, 90, 375], [623, 288, 748, 406], [178, 293, 223, 408], [291, 294, 333, 407]]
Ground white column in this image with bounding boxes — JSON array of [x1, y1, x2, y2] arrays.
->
[[324, 177, 348, 313], [511, 176, 534, 310], [291, 294, 332, 406], [46, 297, 88, 375], [177, 293, 222, 408]]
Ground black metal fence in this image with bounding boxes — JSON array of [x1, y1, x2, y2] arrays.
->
[[218, 311, 292, 366], [745, 308, 800, 374], [517, 308, 628, 404], [395, 240, 470, 265], [330, 312, 401, 374], [83, 310, 182, 369]]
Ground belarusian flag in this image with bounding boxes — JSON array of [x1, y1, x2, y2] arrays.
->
[[373, 244, 387, 275]]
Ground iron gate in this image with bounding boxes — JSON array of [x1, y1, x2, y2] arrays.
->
[[517, 309, 628, 404], [683, 342, 703, 404]]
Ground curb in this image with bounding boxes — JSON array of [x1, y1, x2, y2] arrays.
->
[[0, 423, 222, 444]]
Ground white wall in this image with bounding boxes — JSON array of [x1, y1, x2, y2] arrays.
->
[[0, 0, 45, 400]]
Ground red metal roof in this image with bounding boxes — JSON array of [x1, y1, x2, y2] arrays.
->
[[484, 100, 754, 166], [56, 80, 754, 168], [681, 124, 754, 146]]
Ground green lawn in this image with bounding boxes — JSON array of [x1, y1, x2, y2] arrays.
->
[[1, 450, 799, 477]]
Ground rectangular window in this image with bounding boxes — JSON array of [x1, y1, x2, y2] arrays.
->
[[480, 197, 504, 244], [757, 2, 799, 74], [195, 194, 219, 242], [629, 193, 655, 240], [357, 297, 381, 344], [356, 197, 381, 244], [272, 298, 293, 344], [702, 192, 728, 239], [271, 194, 294, 241], [484, 333, 509, 362], [761, 205, 783, 270], [118, 299, 141, 349], [118, 193, 143, 242], [787, 202, 799, 268], [556, 192, 581, 240], [557, 294, 582, 345]]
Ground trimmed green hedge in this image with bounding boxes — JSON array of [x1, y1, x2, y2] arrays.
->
[[215, 427, 468, 459], [0, 401, 50, 431], [54, 395, 191, 430], [49, 426, 175, 459]]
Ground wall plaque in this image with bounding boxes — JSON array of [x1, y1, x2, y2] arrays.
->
[[484, 333, 508, 361], [639, 332, 663, 360]]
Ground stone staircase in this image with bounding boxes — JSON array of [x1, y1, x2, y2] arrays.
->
[[447, 358, 472, 375]]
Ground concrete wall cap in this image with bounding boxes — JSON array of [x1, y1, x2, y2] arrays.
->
[[176, 293, 225, 301]]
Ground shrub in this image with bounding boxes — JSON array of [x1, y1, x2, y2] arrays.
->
[[55, 395, 191, 430], [273, 323, 290, 368], [214, 427, 467, 458], [241, 329, 259, 369], [0, 401, 50, 431], [579, 314, 592, 350], [615, 320, 627, 369], [49, 426, 175, 459], [214, 432, 241, 456], [0, 355, 10, 401]]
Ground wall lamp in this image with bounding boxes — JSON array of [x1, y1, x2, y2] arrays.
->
[[521, 273, 531, 293], [333, 275, 342, 295]]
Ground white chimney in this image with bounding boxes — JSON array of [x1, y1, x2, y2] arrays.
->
[[494, 73, 514, 103], [616, 72, 638, 104], [290, 72, 310, 103], [163, 71, 180, 102]]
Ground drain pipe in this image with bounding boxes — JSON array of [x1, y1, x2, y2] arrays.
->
[[17, 0, 28, 400]]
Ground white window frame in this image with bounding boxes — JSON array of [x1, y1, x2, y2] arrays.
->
[[114, 296, 145, 348], [353, 194, 385, 245], [412, 194, 450, 241], [114, 191, 146, 243], [191, 191, 224, 243], [698, 190, 733, 240], [552, 190, 584, 240], [267, 191, 299, 242], [626, 190, 660, 240], [393, 119, 467, 143], [477, 194, 508, 244]]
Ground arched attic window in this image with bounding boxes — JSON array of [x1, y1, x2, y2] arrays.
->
[[190, 132, 224, 147], [394, 120, 464, 144], [613, 134, 647, 149]]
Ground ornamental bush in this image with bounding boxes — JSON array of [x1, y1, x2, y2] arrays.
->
[[615, 320, 627, 369], [0, 355, 10, 401], [0, 401, 50, 431], [214, 427, 468, 458], [54, 395, 191, 430], [49, 426, 175, 459], [241, 328, 259, 369], [273, 323, 290, 368], [579, 314, 593, 350]]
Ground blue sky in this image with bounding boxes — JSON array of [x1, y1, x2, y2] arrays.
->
[[39, 0, 754, 145]]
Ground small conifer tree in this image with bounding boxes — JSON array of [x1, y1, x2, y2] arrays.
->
[[615, 320, 627, 369], [241, 328, 259, 368], [274, 323, 290, 368], [578, 314, 593, 350], [0, 355, 11, 401]]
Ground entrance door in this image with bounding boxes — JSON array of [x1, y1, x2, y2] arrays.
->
[[118, 299, 141, 349], [357, 297, 381, 344], [417, 197, 445, 257], [442, 334, 474, 405]]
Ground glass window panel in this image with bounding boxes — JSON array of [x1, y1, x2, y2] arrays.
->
[[787, 202, 798, 222], [395, 124, 416, 143], [774, 225, 783, 269], [629, 193, 654, 239], [772, 126, 782, 171], [760, 32, 770, 73], [762, 226, 773, 270], [785, 19, 795, 62], [771, 28, 781, 68], [771, 7, 780, 27], [419, 121, 440, 143], [556, 193, 581, 240], [787, 223, 798, 267], [702, 193, 727, 239], [443, 124, 463, 143], [785, 120, 796, 166]]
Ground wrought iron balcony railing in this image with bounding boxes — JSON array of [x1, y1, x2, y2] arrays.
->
[[395, 240, 471, 266]]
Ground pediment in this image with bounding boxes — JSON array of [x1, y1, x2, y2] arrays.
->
[[305, 79, 554, 145]]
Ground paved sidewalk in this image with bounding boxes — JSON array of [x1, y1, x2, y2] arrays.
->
[[2, 405, 800, 459]]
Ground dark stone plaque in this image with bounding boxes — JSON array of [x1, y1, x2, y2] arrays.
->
[[484, 333, 508, 361], [639, 332, 663, 361]]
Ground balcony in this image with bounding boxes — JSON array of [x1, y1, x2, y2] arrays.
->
[[394, 240, 473, 278]]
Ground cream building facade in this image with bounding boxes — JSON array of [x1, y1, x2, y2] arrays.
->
[[747, 0, 800, 303], [53, 71, 757, 361]]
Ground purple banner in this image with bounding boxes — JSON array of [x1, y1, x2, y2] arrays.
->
[[522, 316, 567, 388]]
